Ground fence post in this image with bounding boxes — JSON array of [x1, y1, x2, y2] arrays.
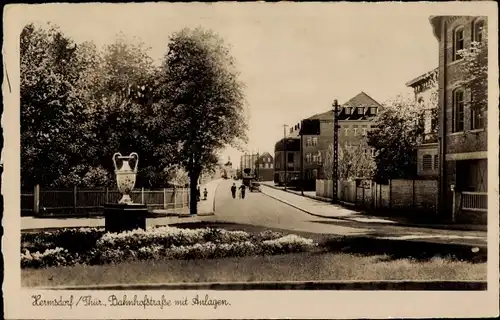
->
[[389, 180, 392, 209], [34, 184, 40, 215], [173, 188, 177, 209], [141, 187, 145, 204], [163, 188, 167, 209], [73, 185, 77, 214], [105, 187, 109, 204], [412, 179, 416, 209], [362, 185, 365, 208]]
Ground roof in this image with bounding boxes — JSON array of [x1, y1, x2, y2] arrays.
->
[[258, 151, 273, 159], [405, 68, 438, 88], [306, 92, 382, 121], [429, 16, 443, 41]]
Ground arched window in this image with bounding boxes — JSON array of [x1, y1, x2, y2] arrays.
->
[[453, 27, 464, 61], [452, 88, 465, 132], [473, 18, 485, 44]]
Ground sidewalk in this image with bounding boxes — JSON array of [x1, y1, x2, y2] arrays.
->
[[260, 183, 487, 232], [21, 179, 223, 232]]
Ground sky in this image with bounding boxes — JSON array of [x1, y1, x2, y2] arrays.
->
[[18, 3, 440, 168]]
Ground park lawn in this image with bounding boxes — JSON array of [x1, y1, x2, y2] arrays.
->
[[22, 252, 486, 287]]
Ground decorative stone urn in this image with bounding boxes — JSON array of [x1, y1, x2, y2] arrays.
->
[[112, 152, 139, 205]]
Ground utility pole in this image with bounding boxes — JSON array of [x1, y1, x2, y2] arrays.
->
[[300, 121, 304, 196], [283, 124, 288, 190], [257, 149, 260, 181], [332, 100, 340, 204]]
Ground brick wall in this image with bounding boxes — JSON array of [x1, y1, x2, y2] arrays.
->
[[316, 179, 438, 214], [440, 16, 488, 155]]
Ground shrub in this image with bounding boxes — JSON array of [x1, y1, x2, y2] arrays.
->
[[20, 226, 317, 268]]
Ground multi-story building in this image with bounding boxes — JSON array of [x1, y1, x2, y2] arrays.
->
[[429, 16, 488, 223], [255, 152, 274, 181], [406, 68, 439, 178], [287, 92, 381, 188], [274, 138, 301, 186], [239, 153, 259, 176]]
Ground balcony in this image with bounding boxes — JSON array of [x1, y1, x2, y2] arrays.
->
[[423, 132, 438, 144], [416, 132, 438, 145]]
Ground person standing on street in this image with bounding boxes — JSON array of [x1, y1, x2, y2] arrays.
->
[[231, 183, 237, 199], [196, 186, 201, 202], [203, 188, 208, 200], [239, 184, 246, 199]]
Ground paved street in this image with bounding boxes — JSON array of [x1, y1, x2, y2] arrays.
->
[[209, 180, 369, 236], [209, 180, 487, 245]]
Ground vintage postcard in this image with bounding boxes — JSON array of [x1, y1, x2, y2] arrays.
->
[[2, 1, 499, 319]]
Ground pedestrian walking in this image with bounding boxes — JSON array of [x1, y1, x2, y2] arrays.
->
[[239, 184, 246, 199], [196, 186, 201, 202], [203, 188, 208, 200], [231, 183, 237, 199]]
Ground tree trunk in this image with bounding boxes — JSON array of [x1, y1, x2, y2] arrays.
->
[[189, 172, 199, 216]]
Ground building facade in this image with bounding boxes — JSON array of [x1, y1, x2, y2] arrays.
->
[[406, 68, 439, 178], [274, 138, 301, 186], [255, 152, 274, 181], [288, 92, 380, 188], [239, 153, 259, 176], [430, 16, 488, 223]]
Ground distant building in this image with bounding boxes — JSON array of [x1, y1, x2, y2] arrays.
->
[[240, 153, 259, 176], [430, 16, 488, 223], [287, 91, 381, 188], [406, 68, 439, 178], [223, 157, 236, 178], [255, 152, 274, 181], [274, 138, 301, 186]]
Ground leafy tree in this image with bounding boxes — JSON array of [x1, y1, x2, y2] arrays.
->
[[457, 20, 488, 127], [20, 23, 91, 188], [157, 27, 248, 215], [323, 141, 376, 181], [367, 94, 425, 182]]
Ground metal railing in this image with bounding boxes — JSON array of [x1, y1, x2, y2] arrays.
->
[[461, 191, 488, 212]]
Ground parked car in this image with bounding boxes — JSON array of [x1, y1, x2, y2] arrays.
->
[[249, 182, 261, 192]]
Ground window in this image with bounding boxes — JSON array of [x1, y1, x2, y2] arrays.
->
[[344, 126, 350, 136], [317, 151, 322, 164], [453, 88, 465, 132], [362, 125, 368, 136], [312, 137, 318, 146], [287, 153, 294, 163], [345, 107, 351, 115], [270, 164, 273, 169], [423, 155, 432, 171], [352, 125, 358, 136], [312, 169, 318, 179], [473, 19, 485, 43], [453, 27, 464, 61], [433, 155, 439, 170], [306, 137, 312, 146], [312, 154, 318, 163], [306, 153, 312, 163]]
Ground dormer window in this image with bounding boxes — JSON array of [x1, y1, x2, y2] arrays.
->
[[357, 107, 364, 115], [345, 107, 351, 115], [453, 27, 464, 61], [369, 107, 378, 115]]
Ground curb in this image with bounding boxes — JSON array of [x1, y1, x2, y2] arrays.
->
[[38, 280, 487, 291], [260, 185, 486, 233]]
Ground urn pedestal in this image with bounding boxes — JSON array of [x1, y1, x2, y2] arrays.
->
[[104, 152, 150, 233], [104, 203, 149, 233]]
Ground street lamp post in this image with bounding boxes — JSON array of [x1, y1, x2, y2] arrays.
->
[[332, 100, 340, 204]]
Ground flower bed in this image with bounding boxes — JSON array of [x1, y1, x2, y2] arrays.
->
[[21, 227, 317, 268]]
